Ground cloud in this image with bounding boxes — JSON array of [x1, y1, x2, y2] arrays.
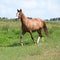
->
[[0, 0, 60, 19], [0, 4, 14, 18], [20, 0, 37, 9], [36, 0, 60, 18], [47, 0, 60, 18]]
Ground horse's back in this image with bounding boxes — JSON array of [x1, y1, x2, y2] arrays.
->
[[32, 18, 45, 27], [27, 18, 45, 30]]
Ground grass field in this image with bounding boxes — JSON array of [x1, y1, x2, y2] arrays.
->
[[0, 20, 60, 60]]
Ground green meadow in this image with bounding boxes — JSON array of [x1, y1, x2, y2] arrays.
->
[[0, 20, 60, 60]]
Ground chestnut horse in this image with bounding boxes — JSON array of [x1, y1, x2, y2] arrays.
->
[[17, 9, 49, 46]]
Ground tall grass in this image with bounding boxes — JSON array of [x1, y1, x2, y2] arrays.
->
[[0, 20, 21, 46], [0, 20, 60, 60]]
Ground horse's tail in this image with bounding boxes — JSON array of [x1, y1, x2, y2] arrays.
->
[[43, 23, 49, 37]]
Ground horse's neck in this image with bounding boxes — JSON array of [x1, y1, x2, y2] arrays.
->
[[21, 13, 27, 25]]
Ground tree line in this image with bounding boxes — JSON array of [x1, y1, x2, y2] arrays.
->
[[0, 17, 60, 21], [45, 17, 60, 21]]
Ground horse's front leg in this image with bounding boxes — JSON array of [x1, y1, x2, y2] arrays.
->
[[29, 31, 36, 44], [20, 31, 26, 46]]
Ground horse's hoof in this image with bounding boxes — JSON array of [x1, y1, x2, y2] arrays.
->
[[34, 42, 37, 45], [20, 43, 23, 46]]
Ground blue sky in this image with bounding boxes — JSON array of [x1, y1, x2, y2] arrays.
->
[[0, 0, 60, 19]]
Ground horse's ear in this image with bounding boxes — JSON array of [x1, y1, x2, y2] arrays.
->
[[17, 9, 20, 12], [20, 9, 22, 12]]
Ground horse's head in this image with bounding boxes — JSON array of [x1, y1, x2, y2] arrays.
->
[[16, 9, 22, 19]]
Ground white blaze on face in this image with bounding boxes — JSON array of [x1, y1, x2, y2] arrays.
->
[[16, 12, 20, 18], [37, 37, 40, 44]]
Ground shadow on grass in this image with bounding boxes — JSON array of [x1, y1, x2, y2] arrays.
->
[[7, 43, 21, 47], [8, 42, 30, 47], [0, 42, 30, 47]]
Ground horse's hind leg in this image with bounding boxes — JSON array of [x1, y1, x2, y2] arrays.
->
[[37, 29, 42, 44]]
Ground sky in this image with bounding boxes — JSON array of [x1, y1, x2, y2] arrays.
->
[[0, 0, 60, 19]]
